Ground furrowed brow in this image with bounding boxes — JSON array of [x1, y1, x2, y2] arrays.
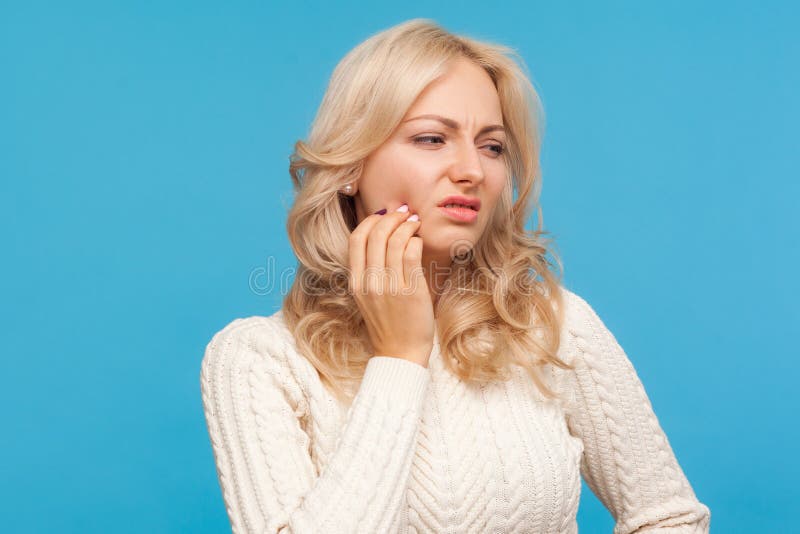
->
[[403, 114, 505, 136]]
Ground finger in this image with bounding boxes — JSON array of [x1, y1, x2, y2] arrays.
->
[[349, 212, 388, 292], [403, 235, 424, 288], [365, 207, 410, 271], [387, 218, 421, 288]]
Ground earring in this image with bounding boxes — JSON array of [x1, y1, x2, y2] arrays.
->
[[341, 183, 354, 195]]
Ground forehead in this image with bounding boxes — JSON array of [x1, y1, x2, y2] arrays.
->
[[404, 58, 503, 123]]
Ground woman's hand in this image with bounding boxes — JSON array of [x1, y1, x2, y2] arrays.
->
[[348, 204, 435, 368]]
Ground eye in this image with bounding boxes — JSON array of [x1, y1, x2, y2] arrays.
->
[[413, 135, 445, 145], [485, 143, 505, 156], [413, 135, 506, 157]]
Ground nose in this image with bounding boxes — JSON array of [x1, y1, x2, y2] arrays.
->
[[448, 143, 485, 186]]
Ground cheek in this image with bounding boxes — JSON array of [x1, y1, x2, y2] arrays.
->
[[370, 154, 438, 206], [363, 147, 430, 193], [360, 161, 405, 204], [483, 172, 508, 211]]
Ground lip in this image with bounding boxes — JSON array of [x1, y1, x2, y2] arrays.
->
[[437, 195, 481, 212], [438, 205, 479, 222]]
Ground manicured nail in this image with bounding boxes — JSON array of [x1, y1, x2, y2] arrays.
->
[[374, 208, 387, 215], [408, 214, 419, 222], [395, 204, 409, 213]]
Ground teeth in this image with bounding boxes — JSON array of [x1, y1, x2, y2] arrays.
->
[[444, 203, 475, 210]]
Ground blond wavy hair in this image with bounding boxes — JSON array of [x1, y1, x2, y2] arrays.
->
[[282, 19, 573, 404]]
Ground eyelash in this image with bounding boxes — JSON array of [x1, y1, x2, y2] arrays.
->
[[413, 135, 506, 156]]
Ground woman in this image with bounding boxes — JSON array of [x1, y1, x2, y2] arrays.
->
[[200, 19, 711, 533]]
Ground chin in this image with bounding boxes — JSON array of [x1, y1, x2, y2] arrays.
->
[[419, 228, 481, 262]]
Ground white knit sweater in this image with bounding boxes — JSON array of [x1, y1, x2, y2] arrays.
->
[[200, 287, 711, 533]]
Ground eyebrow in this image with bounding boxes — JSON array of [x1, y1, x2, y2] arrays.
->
[[402, 114, 506, 136]]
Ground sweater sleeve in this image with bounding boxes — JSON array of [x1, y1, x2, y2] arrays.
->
[[557, 290, 711, 534], [200, 316, 431, 534]]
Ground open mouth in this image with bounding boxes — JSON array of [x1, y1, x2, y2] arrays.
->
[[441, 203, 477, 210], [438, 204, 479, 222]]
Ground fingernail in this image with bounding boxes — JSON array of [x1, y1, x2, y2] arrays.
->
[[374, 208, 387, 215], [408, 214, 419, 222], [395, 204, 409, 213]]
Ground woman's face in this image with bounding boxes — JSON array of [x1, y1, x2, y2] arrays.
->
[[354, 57, 508, 267]]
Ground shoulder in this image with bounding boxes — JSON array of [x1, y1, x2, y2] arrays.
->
[[556, 285, 598, 338], [553, 285, 621, 368], [213, 309, 292, 338], [200, 310, 310, 413], [202, 310, 295, 366]]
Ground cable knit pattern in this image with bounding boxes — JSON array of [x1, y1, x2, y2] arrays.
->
[[200, 287, 711, 533]]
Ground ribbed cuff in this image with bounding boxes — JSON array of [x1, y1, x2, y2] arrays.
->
[[360, 356, 431, 408]]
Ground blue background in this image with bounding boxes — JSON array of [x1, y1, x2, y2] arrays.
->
[[2, 1, 797, 532]]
